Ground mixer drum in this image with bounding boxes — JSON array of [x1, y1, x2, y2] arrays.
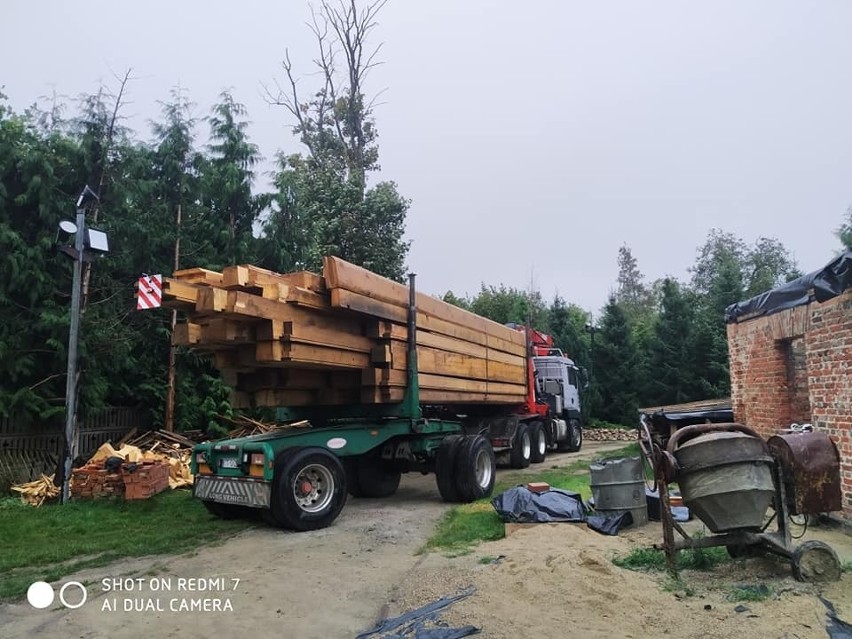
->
[[674, 431, 775, 533]]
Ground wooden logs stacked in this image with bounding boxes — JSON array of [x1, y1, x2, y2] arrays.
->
[[163, 257, 529, 409]]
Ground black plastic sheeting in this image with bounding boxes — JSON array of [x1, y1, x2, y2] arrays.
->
[[586, 511, 633, 535], [821, 596, 852, 639], [491, 487, 587, 523], [726, 250, 852, 323], [491, 486, 635, 535], [355, 587, 479, 639]]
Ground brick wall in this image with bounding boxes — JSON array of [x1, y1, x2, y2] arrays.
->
[[727, 291, 852, 520]]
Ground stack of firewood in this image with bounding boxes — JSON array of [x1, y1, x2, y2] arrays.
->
[[162, 257, 529, 410]]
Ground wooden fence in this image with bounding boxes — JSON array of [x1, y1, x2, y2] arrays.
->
[[0, 407, 151, 491]]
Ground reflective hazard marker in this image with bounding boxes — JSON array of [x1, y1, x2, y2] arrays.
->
[[137, 275, 162, 310]]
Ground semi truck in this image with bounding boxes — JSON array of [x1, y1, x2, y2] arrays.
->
[[189, 274, 585, 532]]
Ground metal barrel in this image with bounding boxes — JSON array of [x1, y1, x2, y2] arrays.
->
[[589, 456, 648, 527]]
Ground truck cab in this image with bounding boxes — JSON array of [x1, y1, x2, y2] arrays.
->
[[533, 352, 582, 421]]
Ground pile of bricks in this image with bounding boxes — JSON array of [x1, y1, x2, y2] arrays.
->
[[121, 462, 170, 500], [70, 467, 126, 499]]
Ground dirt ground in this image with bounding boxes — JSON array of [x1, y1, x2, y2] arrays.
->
[[1, 440, 850, 639]]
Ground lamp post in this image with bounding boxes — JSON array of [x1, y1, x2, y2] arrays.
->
[[59, 186, 104, 504]]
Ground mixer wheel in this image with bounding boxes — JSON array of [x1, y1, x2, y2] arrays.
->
[[791, 540, 842, 582]]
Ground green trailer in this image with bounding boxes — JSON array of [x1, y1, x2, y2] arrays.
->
[[191, 276, 497, 531]]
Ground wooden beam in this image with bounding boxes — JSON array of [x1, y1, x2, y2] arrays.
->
[[324, 256, 524, 345], [172, 322, 202, 346], [172, 267, 224, 286]]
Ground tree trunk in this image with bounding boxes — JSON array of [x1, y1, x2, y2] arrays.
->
[[164, 203, 182, 432]]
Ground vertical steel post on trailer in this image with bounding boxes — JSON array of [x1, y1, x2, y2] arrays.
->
[[403, 273, 422, 427]]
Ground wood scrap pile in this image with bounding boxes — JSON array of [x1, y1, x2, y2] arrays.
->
[[11, 474, 60, 506], [163, 257, 529, 409]]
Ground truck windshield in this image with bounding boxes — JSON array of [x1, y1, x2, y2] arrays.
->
[[535, 362, 563, 379]]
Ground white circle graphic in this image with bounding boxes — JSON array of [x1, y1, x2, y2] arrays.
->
[[27, 581, 55, 609], [326, 437, 347, 450], [59, 581, 88, 609]]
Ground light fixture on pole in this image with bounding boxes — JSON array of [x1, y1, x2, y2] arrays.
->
[[57, 185, 108, 504]]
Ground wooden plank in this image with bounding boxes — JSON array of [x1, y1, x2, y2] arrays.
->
[[222, 265, 326, 293], [172, 322, 202, 346], [486, 332, 527, 357], [195, 286, 229, 313], [324, 256, 524, 345], [332, 288, 406, 323], [487, 348, 528, 367], [369, 322, 488, 358], [361, 388, 523, 405], [284, 322, 374, 353], [162, 278, 200, 308], [172, 267, 224, 286], [361, 369, 489, 393], [256, 342, 371, 369], [486, 381, 528, 396], [203, 318, 255, 344], [385, 344, 526, 385]]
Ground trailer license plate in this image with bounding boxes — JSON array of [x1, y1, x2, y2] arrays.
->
[[220, 458, 238, 469], [194, 476, 270, 508]]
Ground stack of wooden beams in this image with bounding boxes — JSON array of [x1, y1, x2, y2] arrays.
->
[[163, 257, 529, 409]]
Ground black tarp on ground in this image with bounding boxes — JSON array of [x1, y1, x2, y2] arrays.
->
[[491, 487, 587, 523], [725, 251, 852, 323]]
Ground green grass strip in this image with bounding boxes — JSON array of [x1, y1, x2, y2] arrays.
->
[[0, 491, 250, 600]]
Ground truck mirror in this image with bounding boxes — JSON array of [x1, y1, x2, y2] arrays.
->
[[579, 367, 590, 391]]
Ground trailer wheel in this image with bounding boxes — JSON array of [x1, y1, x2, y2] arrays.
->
[[435, 435, 463, 502], [269, 447, 347, 532], [529, 422, 547, 464], [509, 422, 532, 469], [203, 501, 249, 520], [453, 435, 496, 502], [355, 455, 401, 498]]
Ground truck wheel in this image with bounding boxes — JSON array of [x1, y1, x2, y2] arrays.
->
[[203, 501, 248, 520], [355, 456, 401, 498], [269, 447, 347, 532], [509, 422, 532, 469], [529, 422, 547, 464], [558, 419, 583, 453], [567, 419, 583, 452], [435, 435, 463, 502], [453, 435, 496, 502]]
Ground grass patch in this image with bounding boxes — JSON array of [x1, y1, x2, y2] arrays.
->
[[613, 545, 729, 572], [842, 560, 852, 573], [726, 584, 773, 602], [0, 490, 251, 600], [662, 576, 695, 597], [423, 444, 640, 554]]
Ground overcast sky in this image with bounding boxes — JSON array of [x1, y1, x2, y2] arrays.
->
[[4, 1, 851, 316]]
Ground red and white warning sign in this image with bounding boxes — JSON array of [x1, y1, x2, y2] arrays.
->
[[137, 274, 162, 310]]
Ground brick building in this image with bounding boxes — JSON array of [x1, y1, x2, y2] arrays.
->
[[726, 252, 852, 521]]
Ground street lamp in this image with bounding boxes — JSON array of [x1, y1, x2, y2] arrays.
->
[[57, 185, 108, 504]]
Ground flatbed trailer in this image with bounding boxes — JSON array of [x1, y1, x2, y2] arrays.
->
[[191, 275, 497, 530]]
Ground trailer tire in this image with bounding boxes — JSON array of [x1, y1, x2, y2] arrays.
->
[[509, 422, 532, 469], [530, 422, 547, 464], [435, 435, 463, 502], [355, 455, 401, 498], [269, 447, 347, 531], [453, 435, 496, 502]]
